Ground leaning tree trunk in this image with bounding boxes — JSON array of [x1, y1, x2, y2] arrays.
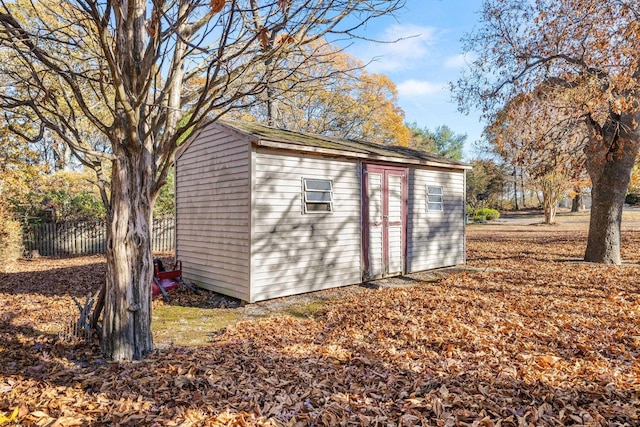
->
[[584, 117, 640, 264], [101, 140, 155, 360]]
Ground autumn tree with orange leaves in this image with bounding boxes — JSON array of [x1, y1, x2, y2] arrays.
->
[[455, 0, 640, 264], [485, 90, 588, 223], [232, 42, 410, 146], [629, 163, 640, 196], [0, 0, 405, 361]]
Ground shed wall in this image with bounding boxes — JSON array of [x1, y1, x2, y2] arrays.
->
[[250, 150, 362, 302], [175, 126, 251, 301], [406, 168, 465, 272]]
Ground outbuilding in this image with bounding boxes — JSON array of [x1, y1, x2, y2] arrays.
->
[[175, 120, 471, 303]]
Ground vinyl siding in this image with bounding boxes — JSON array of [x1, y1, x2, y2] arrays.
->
[[175, 125, 251, 301], [250, 150, 361, 302], [406, 168, 465, 272]]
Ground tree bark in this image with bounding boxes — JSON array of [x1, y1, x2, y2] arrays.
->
[[266, 86, 279, 127], [520, 172, 525, 208], [585, 169, 632, 263], [543, 200, 556, 224], [101, 141, 155, 360], [513, 167, 519, 210], [571, 194, 582, 213], [90, 283, 105, 331], [584, 116, 640, 264]]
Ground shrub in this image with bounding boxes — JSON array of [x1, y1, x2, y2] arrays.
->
[[0, 204, 23, 266], [626, 193, 640, 206], [483, 208, 500, 220], [469, 207, 500, 222], [473, 212, 487, 222], [10, 170, 106, 224]]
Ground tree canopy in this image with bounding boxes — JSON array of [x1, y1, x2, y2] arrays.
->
[[231, 41, 411, 145], [483, 90, 589, 222], [407, 123, 466, 160], [465, 159, 508, 209], [454, 0, 640, 264]]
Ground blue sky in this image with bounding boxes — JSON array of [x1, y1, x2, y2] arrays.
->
[[344, 1, 484, 159]]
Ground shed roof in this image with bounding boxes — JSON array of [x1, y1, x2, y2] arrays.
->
[[191, 120, 471, 170]]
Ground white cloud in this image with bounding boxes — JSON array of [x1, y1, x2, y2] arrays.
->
[[396, 80, 447, 97], [357, 24, 438, 73], [444, 53, 477, 69]]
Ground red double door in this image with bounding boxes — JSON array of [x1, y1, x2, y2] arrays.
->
[[362, 164, 407, 280]]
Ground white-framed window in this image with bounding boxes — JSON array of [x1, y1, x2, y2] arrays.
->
[[302, 178, 333, 213], [427, 185, 443, 211]]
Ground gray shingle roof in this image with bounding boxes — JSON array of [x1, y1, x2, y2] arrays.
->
[[218, 120, 470, 170]]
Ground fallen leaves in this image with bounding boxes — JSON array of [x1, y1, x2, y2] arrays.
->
[[0, 407, 18, 425], [1, 228, 640, 425]]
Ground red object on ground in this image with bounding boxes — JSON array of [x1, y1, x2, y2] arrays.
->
[[151, 260, 183, 298], [152, 278, 180, 296]]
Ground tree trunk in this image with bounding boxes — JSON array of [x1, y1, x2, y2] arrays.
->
[[101, 142, 155, 360], [266, 86, 279, 127], [513, 167, 518, 210], [571, 194, 582, 213], [543, 200, 556, 224], [584, 117, 640, 264], [520, 172, 525, 208], [90, 283, 105, 331], [585, 171, 631, 263]]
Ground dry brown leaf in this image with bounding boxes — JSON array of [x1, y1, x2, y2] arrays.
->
[[257, 26, 271, 50], [277, 0, 290, 13], [210, 0, 224, 14]]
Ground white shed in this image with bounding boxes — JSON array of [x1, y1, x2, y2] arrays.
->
[[175, 120, 471, 303]]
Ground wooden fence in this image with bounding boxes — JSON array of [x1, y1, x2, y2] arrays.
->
[[23, 217, 175, 257]]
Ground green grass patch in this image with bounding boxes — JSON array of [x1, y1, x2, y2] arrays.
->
[[152, 305, 241, 347], [152, 299, 330, 347], [280, 300, 328, 319]]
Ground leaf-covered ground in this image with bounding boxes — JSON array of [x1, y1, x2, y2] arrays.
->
[[1, 215, 640, 426]]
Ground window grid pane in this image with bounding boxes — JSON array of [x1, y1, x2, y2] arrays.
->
[[306, 203, 332, 212], [305, 179, 332, 192], [427, 185, 444, 212], [303, 178, 333, 214], [427, 186, 443, 195], [305, 192, 332, 202]]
